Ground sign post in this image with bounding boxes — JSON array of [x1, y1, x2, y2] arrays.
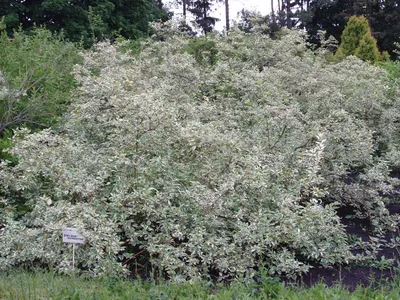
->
[[62, 227, 85, 271]]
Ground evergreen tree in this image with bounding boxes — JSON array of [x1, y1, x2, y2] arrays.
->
[[355, 32, 381, 63], [337, 15, 369, 56], [296, 0, 400, 58], [187, 0, 220, 34], [335, 15, 381, 63]]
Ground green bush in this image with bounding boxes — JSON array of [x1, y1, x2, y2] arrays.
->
[[184, 36, 219, 66], [0, 23, 81, 162], [1, 25, 399, 281], [0, 24, 81, 135]]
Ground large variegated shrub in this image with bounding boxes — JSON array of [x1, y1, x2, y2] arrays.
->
[[1, 23, 399, 280]]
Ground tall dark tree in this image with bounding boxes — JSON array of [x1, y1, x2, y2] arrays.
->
[[225, 0, 230, 32], [271, 0, 276, 25], [183, 0, 188, 19], [278, 0, 305, 29], [0, 0, 23, 32], [368, 0, 400, 58], [187, 0, 220, 34]]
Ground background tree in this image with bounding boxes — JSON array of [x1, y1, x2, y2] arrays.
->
[[335, 15, 381, 62], [237, 10, 280, 37], [300, 0, 400, 58], [109, 0, 169, 40], [0, 0, 170, 46], [187, 0, 220, 33], [354, 29, 381, 62], [271, 0, 276, 26], [225, 0, 230, 32], [369, 0, 400, 58], [0, 0, 23, 32], [259, 0, 399, 58]]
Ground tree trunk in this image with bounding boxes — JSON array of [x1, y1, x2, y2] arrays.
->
[[286, 0, 291, 28], [271, 0, 276, 25], [203, 4, 207, 34], [225, 0, 230, 33]]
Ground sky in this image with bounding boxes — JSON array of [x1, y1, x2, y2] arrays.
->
[[165, 0, 274, 32]]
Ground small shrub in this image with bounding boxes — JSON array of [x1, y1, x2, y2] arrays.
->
[[0, 25, 81, 135], [184, 36, 219, 66]]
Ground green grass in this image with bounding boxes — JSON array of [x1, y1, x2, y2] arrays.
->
[[1, 271, 400, 299]]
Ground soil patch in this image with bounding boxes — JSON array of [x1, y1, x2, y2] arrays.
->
[[296, 204, 400, 291]]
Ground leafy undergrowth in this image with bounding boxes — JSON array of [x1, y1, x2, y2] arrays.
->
[[2, 270, 400, 299]]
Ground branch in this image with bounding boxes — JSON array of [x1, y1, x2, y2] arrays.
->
[[122, 248, 147, 266]]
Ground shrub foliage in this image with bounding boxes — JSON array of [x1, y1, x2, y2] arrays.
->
[[1, 23, 400, 280], [0, 26, 81, 134]]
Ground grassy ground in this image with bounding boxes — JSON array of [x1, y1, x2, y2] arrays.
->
[[1, 271, 400, 299]]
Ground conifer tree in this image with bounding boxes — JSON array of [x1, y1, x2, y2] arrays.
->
[[335, 15, 381, 63], [187, 0, 220, 34], [355, 32, 381, 62]]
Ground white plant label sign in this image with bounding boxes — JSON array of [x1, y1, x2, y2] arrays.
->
[[63, 227, 85, 244]]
